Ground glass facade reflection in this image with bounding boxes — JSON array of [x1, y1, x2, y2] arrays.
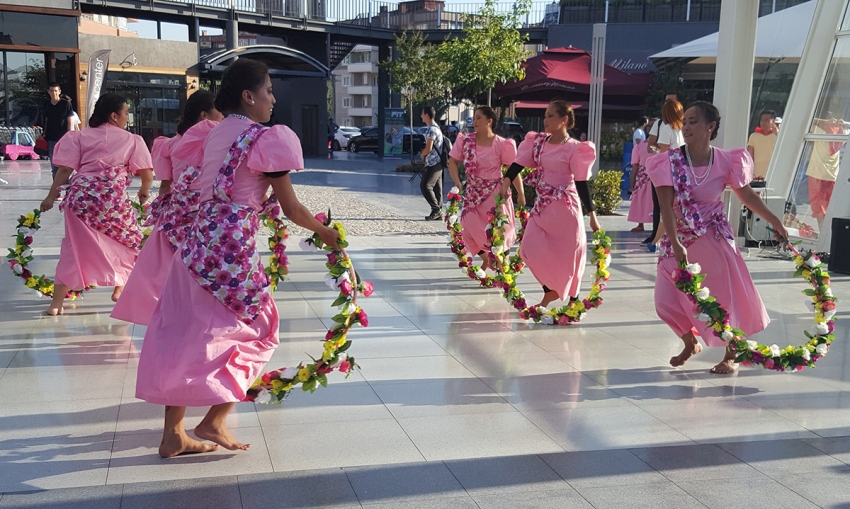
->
[[4, 52, 46, 126], [105, 72, 184, 147]]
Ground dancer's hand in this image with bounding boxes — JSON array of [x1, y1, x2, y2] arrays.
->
[[137, 190, 150, 205], [498, 178, 511, 201], [589, 213, 601, 233], [771, 222, 789, 244], [672, 241, 688, 265], [40, 197, 54, 212], [319, 226, 341, 251]]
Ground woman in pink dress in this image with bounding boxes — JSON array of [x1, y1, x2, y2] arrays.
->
[[447, 106, 523, 270], [627, 132, 654, 232], [499, 100, 601, 308], [111, 91, 223, 325], [648, 101, 787, 374], [39, 93, 153, 316], [136, 59, 340, 458]]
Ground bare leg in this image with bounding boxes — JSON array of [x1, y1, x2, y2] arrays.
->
[[630, 223, 645, 232], [45, 284, 68, 316], [538, 290, 559, 308], [194, 403, 250, 451], [710, 347, 739, 374], [111, 286, 124, 303], [670, 331, 703, 367], [479, 251, 492, 271], [159, 405, 219, 458]]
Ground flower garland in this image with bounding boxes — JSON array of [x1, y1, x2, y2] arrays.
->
[[7, 210, 91, 299], [445, 187, 499, 288], [131, 200, 153, 245], [671, 238, 837, 372], [487, 194, 612, 325], [244, 211, 373, 404], [260, 209, 290, 292]]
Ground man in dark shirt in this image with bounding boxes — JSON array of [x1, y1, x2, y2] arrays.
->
[[40, 82, 74, 178]]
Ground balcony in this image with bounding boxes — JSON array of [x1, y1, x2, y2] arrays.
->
[[347, 107, 374, 117], [348, 61, 378, 73], [348, 85, 377, 96]]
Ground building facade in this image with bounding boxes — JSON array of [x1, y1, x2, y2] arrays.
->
[[332, 45, 379, 127]]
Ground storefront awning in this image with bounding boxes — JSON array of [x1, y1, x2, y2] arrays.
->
[[200, 45, 329, 78]]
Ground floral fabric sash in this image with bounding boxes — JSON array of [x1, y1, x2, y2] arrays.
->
[[658, 148, 736, 258], [633, 164, 650, 193], [60, 163, 143, 249], [460, 134, 501, 217], [181, 123, 275, 325], [156, 165, 203, 252], [523, 132, 576, 218]]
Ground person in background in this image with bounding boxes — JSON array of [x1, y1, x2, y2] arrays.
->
[[628, 119, 656, 232], [633, 116, 649, 145], [419, 106, 445, 221], [747, 110, 778, 181], [645, 99, 685, 251], [806, 114, 850, 229], [61, 95, 81, 132], [39, 82, 74, 178]]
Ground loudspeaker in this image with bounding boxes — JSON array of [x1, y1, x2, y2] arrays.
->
[[830, 217, 850, 275]]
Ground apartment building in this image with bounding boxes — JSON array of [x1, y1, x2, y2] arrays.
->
[[332, 45, 379, 127]]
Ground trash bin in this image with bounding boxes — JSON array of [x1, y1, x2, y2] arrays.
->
[[830, 217, 850, 275], [621, 141, 634, 195]]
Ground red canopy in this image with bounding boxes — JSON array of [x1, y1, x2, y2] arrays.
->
[[495, 48, 653, 103]]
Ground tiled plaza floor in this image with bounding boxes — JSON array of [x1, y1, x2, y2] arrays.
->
[[0, 158, 848, 508]]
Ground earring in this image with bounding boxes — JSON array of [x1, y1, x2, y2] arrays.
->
[[250, 100, 255, 105]]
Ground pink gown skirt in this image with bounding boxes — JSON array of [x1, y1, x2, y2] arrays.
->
[[628, 182, 653, 224], [462, 188, 517, 255], [55, 211, 138, 290], [655, 234, 769, 345], [521, 193, 586, 300], [110, 228, 173, 326], [135, 255, 280, 406]]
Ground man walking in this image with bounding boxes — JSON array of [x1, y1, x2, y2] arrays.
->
[[40, 82, 74, 178], [419, 106, 444, 221], [747, 110, 778, 180]]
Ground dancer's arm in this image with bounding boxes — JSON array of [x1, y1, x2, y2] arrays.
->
[[137, 168, 153, 204], [270, 173, 340, 250], [575, 180, 601, 232], [159, 180, 173, 196], [40, 166, 73, 212], [447, 157, 463, 190], [656, 185, 686, 263], [733, 185, 788, 241], [513, 176, 526, 207]]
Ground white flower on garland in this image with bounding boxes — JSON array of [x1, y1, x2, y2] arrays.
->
[[605, 255, 612, 267], [815, 322, 829, 335], [333, 353, 348, 368], [17, 227, 34, 236], [540, 315, 554, 325], [492, 243, 505, 254], [343, 302, 357, 315], [280, 367, 299, 380], [805, 256, 821, 268], [324, 274, 337, 289], [816, 343, 828, 355], [579, 312, 587, 321], [686, 263, 701, 274], [449, 215, 459, 225], [825, 288, 833, 297], [475, 269, 486, 279], [825, 309, 836, 320], [802, 349, 811, 361], [697, 312, 710, 322], [21, 248, 32, 258], [721, 330, 734, 341], [696, 287, 710, 300], [338, 272, 350, 284], [255, 389, 272, 404], [769, 344, 782, 357], [806, 301, 816, 312], [746, 340, 758, 351], [299, 238, 318, 252], [449, 186, 460, 195], [12, 263, 22, 275]]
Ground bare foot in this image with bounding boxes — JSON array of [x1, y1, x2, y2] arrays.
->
[[159, 431, 219, 458], [710, 348, 739, 374], [538, 290, 559, 308], [111, 286, 123, 303], [194, 423, 250, 451], [630, 224, 645, 232], [670, 339, 703, 367], [480, 252, 492, 271], [44, 306, 64, 316]]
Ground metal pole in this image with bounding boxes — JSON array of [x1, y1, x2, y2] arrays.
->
[[436, 3, 441, 29], [589, 23, 606, 177], [686, 0, 691, 21], [604, 0, 609, 23]]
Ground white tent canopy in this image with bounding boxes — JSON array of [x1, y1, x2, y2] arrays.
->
[[651, 0, 815, 60]]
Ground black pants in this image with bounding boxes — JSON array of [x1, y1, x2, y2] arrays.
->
[[646, 184, 661, 243], [420, 163, 444, 213]]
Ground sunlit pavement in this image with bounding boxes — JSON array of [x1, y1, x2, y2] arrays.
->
[[0, 159, 848, 508]]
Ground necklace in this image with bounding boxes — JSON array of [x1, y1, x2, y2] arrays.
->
[[685, 146, 713, 186], [228, 114, 251, 121]]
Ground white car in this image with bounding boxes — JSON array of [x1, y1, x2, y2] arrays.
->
[[333, 127, 361, 151]]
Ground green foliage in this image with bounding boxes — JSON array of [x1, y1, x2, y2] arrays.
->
[[599, 131, 632, 162], [378, 30, 450, 106], [590, 170, 623, 215], [439, 0, 533, 105]]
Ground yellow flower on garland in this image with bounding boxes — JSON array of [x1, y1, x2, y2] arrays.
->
[[270, 380, 284, 392], [297, 367, 311, 382], [802, 269, 812, 280]]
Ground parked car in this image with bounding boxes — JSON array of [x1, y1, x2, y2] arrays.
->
[[497, 121, 527, 145], [348, 126, 426, 154], [332, 126, 361, 151]]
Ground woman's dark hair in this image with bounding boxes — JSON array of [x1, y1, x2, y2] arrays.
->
[[549, 99, 576, 129], [88, 93, 127, 128], [177, 90, 217, 135], [661, 100, 684, 130], [214, 58, 270, 114], [475, 106, 497, 125], [688, 101, 721, 141]]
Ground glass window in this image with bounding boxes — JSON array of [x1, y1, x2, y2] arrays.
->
[[784, 139, 849, 239], [343, 97, 350, 107], [0, 52, 5, 125], [343, 76, 350, 86], [810, 37, 850, 134], [371, 76, 378, 86], [842, 2, 850, 30], [0, 12, 77, 49], [6, 52, 46, 127]]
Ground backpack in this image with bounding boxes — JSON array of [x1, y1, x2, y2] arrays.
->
[[439, 134, 452, 167]]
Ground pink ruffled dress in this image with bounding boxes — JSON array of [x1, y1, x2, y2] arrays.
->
[[449, 133, 518, 255], [514, 132, 596, 299], [51, 124, 153, 290], [647, 147, 769, 344], [627, 140, 653, 224], [136, 116, 303, 406], [111, 121, 218, 325]]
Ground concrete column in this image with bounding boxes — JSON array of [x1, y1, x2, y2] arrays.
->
[[226, 18, 239, 51], [713, 0, 758, 150], [377, 44, 391, 161]]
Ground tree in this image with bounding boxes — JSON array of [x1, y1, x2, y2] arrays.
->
[[378, 30, 450, 161], [440, 0, 532, 106]]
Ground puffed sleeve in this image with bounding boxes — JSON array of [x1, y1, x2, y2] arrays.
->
[[514, 131, 539, 168], [172, 120, 217, 172], [448, 133, 464, 161], [128, 134, 153, 173], [727, 147, 754, 189], [51, 130, 81, 171], [646, 152, 674, 187], [246, 125, 304, 174], [150, 136, 174, 180], [569, 141, 596, 182], [500, 136, 518, 167]]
